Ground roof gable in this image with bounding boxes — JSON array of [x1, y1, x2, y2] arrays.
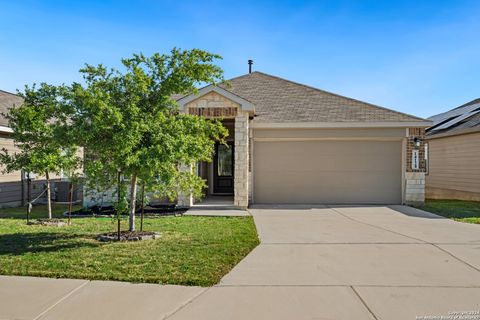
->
[[176, 85, 255, 115]]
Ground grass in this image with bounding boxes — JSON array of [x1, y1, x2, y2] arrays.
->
[[0, 203, 83, 219], [414, 199, 480, 224], [0, 206, 259, 286]]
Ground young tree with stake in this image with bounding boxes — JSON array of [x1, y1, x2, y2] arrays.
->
[[72, 48, 228, 232], [0, 84, 81, 220]]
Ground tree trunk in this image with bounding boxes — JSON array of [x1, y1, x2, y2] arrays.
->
[[26, 174, 31, 224], [68, 182, 73, 226], [129, 174, 138, 232], [45, 171, 52, 220], [140, 182, 145, 231], [117, 171, 121, 241]]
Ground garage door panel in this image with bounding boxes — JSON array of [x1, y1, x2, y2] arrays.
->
[[258, 158, 400, 172], [253, 140, 402, 204], [256, 142, 399, 171], [255, 171, 400, 204]]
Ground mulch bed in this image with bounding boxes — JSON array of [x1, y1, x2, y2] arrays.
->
[[65, 204, 187, 218], [27, 219, 68, 227], [97, 231, 160, 242]]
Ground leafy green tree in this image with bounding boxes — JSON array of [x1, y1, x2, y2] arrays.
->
[[0, 84, 81, 220], [72, 48, 227, 232]]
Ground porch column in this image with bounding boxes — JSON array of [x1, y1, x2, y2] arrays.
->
[[234, 112, 249, 208]]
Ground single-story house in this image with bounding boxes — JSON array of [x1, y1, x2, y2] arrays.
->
[[175, 71, 431, 208], [0, 90, 80, 208], [425, 98, 480, 201]]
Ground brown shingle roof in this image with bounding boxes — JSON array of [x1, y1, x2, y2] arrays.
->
[[218, 71, 425, 123], [0, 90, 23, 127]]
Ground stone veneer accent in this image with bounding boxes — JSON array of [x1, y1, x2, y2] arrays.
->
[[186, 92, 240, 119], [234, 111, 249, 208], [405, 172, 426, 204], [405, 128, 426, 204]]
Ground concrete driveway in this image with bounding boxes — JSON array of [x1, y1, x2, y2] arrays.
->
[[1, 206, 479, 320], [171, 205, 480, 320]]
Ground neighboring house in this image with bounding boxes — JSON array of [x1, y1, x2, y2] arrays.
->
[[174, 71, 431, 208], [0, 90, 80, 208], [425, 99, 480, 201], [0, 90, 28, 208]]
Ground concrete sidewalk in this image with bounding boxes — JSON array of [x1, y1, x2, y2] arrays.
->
[[1, 206, 479, 320], [0, 276, 205, 320]]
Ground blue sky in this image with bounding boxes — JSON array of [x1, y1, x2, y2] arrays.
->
[[1, 0, 479, 118]]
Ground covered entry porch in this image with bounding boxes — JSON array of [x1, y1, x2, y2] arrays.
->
[[176, 86, 254, 209], [195, 120, 235, 207]]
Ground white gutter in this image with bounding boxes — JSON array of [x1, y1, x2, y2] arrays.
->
[[250, 121, 433, 129]]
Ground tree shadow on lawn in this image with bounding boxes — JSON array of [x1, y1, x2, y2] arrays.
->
[[0, 232, 100, 255]]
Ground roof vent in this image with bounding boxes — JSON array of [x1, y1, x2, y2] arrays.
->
[[248, 59, 253, 73]]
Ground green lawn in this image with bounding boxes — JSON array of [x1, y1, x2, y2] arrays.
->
[[0, 207, 259, 286], [414, 199, 480, 224], [0, 204, 82, 219]]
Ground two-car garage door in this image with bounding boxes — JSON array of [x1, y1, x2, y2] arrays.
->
[[253, 140, 402, 204]]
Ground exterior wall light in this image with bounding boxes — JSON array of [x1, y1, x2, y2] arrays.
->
[[413, 137, 421, 148]]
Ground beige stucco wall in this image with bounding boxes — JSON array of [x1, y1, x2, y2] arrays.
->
[[426, 131, 480, 201]]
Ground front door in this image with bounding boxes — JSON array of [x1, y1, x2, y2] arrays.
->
[[213, 142, 234, 194]]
